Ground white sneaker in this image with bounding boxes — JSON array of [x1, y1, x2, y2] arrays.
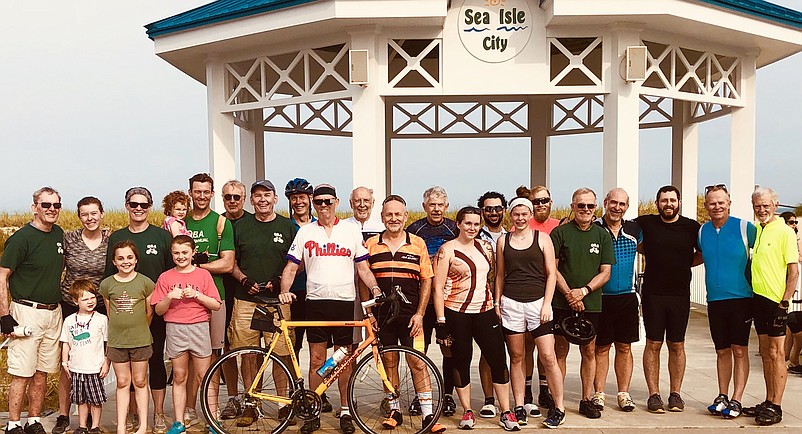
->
[[524, 403, 541, 417], [591, 392, 605, 411], [617, 392, 635, 412], [184, 408, 198, 428], [479, 403, 497, 418]]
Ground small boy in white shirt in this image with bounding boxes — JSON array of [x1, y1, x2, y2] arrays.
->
[[60, 279, 110, 434]]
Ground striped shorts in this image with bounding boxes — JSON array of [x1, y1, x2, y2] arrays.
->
[[70, 372, 107, 405]]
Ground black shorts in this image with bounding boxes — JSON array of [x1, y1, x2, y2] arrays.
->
[[597, 293, 640, 346], [642, 294, 690, 342], [553, 308, 601, 345], [789, 311, 802, 334], [305, 299, 354, 346], [707, 298, 753, 349], [378, 314, 414, 347], [422, 304, 436, 349], [753, 294, 785, 337]]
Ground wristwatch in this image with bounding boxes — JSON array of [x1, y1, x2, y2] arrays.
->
[[780, 300, 790, 309]]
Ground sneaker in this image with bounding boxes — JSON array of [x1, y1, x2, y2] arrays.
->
[[789, 364, 802, 375], [184, 408, 198, 428], [408, 396, 422, 416], [498, 411, 520, 431], [126, 414, 140, 432], [667, 392, 685, 412], [153, 414, 168, 434], [321, 393, 333, 413], [443, 395, 457, 417], [742, 400, 768, 417], [707, 394, 729, 415], [617, 392, 635, 412], [513, 406, 527, 426], [579, 399, 601, 419], [237, 405, 258, 427], [278, 405, 297, 426], [382, 410, 404, 429], [459, 410, 475, 430], [339, 414, 356, 434], [755, 404, 782, 426], [538, 389, 555, 409], [542, 408, 565, 429], [591, 392, 605, 411], [87, 429, 100, 434], [6, 426, 25, 434], [300, 417, 321, 434], [524, 403, 541, 417], [220, 397, 242, 420], [52, 416, 70, 434], [423, 414, 446, 433], [24, 423, 46, 434], [722, 399, 742, 419], [647, 394, 665, 413], [479, 401, 497, 418], [71, 429, 86, 434], [165, 421, 185, 434]]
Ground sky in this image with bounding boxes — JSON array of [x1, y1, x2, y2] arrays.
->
[[2, 0, 802, 213]]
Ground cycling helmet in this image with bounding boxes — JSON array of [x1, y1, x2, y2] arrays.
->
[[555, 311, 596, 345], [284, 178, 313, 198]]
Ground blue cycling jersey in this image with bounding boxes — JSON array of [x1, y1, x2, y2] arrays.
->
[[596, 218, 641, 295], [698, 216, 756, 302]]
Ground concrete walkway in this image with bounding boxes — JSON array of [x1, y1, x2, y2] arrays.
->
[[6, 308, 802, 433]]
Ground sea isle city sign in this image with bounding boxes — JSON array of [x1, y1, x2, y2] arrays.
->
[[458, 0, 533, 63]]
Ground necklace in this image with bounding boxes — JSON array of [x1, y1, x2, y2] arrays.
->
[[75, 311, 95, 329]]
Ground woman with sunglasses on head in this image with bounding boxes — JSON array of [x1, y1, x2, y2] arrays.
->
[[104, 187, 174, 433], [496, 198, 566, 428], [432, 207, 519, 431]]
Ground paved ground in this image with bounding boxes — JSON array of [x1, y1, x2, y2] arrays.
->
[[3, 308, 802, 432]]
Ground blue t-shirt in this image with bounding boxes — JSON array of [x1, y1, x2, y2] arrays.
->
[[289, 215, 316, 295], [698, 216, 756, 302], [407, 218, 458, 259], [596, 219, 641, 296]]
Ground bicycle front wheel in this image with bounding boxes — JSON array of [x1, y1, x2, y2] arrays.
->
[[200, 346, 296, 434], [348, 345, 444, 434]]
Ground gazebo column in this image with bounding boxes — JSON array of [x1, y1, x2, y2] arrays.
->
[[729, 54, 757, 219], [238, 110, 265, 189], [206, 58, 236, 209], [603, 24, 642, 218], [349, 26, 387, 201], [671, 100, 698, 219], [529, 96, 550, 188]]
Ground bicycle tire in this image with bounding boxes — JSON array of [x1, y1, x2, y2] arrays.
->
[[200, 346, 296, 434], [348, 345, 444, 434]]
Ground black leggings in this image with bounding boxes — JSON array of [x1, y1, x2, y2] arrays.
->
[[149, 314, 168, 390], [446, 308, 509, 388]]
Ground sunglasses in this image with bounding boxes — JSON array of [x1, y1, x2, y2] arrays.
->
[[38, 202, 62, 209], [532, 197, 550, 206], [313, 198, 336, 206], [575, 203, 596, 210], [704, 183, 728, 194], [483, 205, 504, 213], [223, 194, 242, 201], [127, 201, 151, 209], [789, 220, 798, 225]]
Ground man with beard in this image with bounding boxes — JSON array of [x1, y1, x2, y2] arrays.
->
[[634, 185, 701, 414], [743, 187, 799, 425], [517, 186, 561, 234], [551, 188, 614, 419], [407, 186, 459, 416], [346, 186, 384, 241], [593, 188, 641, 413]]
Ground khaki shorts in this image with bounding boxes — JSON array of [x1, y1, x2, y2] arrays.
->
[[210, 302, 227, 350], [7, 302, 63, 377], [166, 322, 213, 359], [107, 345, 153, 363], [228, 299, 293, 357]]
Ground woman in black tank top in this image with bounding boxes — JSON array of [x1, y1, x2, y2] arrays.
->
[[495, 198, 566, 424]]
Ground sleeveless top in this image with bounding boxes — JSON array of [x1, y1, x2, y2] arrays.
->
[[502, 230, 546, 303], [444, 240, 494, 314]]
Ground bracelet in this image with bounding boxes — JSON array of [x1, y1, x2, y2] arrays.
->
[[437, 316, 446, 322], [581, 285, 591, 296]]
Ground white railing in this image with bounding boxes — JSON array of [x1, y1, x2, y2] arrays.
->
[[688, 261, 801, 313]]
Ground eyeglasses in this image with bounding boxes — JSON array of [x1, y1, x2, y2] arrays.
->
[[705, 184, 728, 194], [483, 205, 504, 213], [789, 220, 798, 225], [223, 194, 242, 201], [38, 202, 62, 209], [575, 203, 596, 210], [127, 201, 151, 209], [313, 198, 335, 206], [532, 197, 551, 206]]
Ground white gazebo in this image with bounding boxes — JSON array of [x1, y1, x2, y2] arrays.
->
[[147, 0, 802, 218]]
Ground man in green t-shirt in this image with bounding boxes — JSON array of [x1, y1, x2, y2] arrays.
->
[[550, 187, 614, 420], [183, 173, 235, 426], [0, 186, 65, 434]]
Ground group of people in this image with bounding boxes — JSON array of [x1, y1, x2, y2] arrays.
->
[[0, 177, 799, 434]]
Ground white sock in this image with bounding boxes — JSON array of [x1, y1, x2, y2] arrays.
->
[[7, 421, 21, 430], [340, 406, 350, 417], [386, 393, 400, 411], [27, 417, 41, 426], [419, 392, 433, 417]]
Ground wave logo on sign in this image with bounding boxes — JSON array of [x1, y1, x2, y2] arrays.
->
[[458, 0, 532, 63]]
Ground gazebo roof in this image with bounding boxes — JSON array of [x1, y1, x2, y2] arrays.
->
[[146, 0, 802, 39]]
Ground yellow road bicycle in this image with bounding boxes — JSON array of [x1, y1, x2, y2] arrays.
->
[[199, 288, 444, 434]]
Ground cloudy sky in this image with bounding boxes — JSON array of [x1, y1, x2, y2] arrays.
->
[[2, 0, 802, 213]]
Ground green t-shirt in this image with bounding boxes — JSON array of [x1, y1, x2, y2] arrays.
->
[[185, 210, 234, 299], [0, 223, 64, 304], [550, 221, 615, 312], [99, 272, 155, 348], [234, 214, 296, 303], [105, 225, 174, 282], [752, 218, 799, 302]]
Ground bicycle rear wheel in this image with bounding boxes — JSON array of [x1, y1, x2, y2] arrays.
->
[[200, 346, 296, 434], [348, 345, 444, 434]]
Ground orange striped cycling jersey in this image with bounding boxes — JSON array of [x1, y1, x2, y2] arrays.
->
[[439, 240, 494, 314], [366, 231, 433, 317]]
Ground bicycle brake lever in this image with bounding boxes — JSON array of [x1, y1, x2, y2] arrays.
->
[[393, 285, 411, 304]]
